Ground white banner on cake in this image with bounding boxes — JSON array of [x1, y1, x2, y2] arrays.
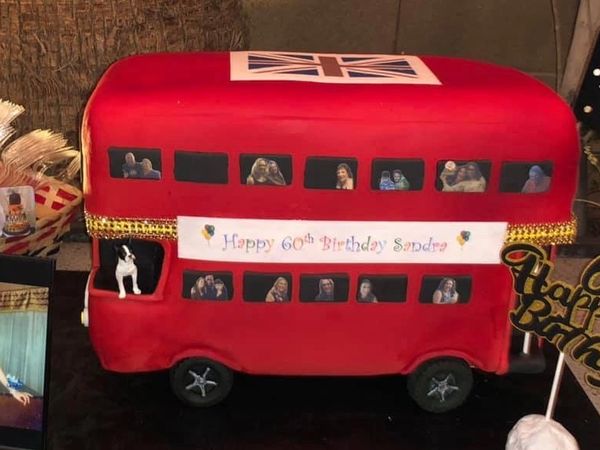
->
[[230, 51, 442, 85], [177, 217, 507, 264]]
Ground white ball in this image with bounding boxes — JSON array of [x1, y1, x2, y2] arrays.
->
[[506, 415, 579, 450]]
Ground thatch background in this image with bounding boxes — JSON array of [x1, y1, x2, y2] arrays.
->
[[0, 0, 248, 145]]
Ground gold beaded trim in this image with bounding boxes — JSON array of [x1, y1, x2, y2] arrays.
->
[[85, 212, 177, 240], [505, 216, 577, 245], [85, 212, 577, 245]]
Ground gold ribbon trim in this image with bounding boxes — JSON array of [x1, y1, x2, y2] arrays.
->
[[85, 212, 177, 240], [85, 212, 577, 245], [505, 216, 577, 245], [0, 283, 49, 313]]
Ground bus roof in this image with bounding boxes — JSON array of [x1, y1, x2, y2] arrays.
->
[[88, 52, 572, 126]]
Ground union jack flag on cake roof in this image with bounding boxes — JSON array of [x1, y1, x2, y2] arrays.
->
[[230, 51, 441, 85]]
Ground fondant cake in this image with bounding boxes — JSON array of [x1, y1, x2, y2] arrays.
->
[[80, 51, 579, 412]]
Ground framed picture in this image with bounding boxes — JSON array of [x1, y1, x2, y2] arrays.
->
[[0, 186, 36, 238], [0, 255, 55, 450]]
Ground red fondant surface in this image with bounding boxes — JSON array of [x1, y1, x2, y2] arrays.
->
[[82, 52, 577, 376]]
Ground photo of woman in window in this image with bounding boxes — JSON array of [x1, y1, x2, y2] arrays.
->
[[336, 163, 354, 190], [246, 158, 286, 186], [0, 364, 32, 406], [357, 279, 377, 303], [432, 278, 459, 304], [315, 278, 335, 301], [265, 277, 289, 302], [190, 276, 206, 299], [440, 161, 486, 193], [521, 165, 551, 193], [139, 158, 161, 180], [214, 279, 228, 301]]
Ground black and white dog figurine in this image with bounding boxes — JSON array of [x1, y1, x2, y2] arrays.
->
[[115, 244, 141, 299]]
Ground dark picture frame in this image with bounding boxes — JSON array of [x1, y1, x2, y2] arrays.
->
[[0, 255, 55, 450]]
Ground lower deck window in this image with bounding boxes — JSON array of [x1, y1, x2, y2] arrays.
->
[[243, 273, 292, 302], [419, 276, 472, 304], [93, 239, 164, 295], [300, 274, 349, 302], [357, 275, 407, 303], [182, 271, 233, 301]]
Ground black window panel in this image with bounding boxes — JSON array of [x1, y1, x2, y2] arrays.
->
[[419, 276, 472, 304], [304, 157, 358, 190], [243, 272, 292, 302], [108, 147, 162, 180], [182, 270, 233, 301], [93, 239, 164, 294], [371, 159, 424, 191], [240, 154, 292, 186], [435, 160, 491, 192], [500, 161, 553, 193], [174, 151, 228, 184], [357, 275, 408, 303], [300, 274, 349, 302]]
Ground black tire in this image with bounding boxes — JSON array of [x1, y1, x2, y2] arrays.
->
[[170, 358, 233, 407], [407, 358, 473, 413]]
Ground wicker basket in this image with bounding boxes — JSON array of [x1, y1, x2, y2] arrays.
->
[[0, 178, 82, 257]]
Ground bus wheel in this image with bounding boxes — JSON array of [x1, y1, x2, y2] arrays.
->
[[170, 358, 233, 407], [407, 358, 473, 413]]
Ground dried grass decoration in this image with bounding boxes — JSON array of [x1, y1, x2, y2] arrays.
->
[[0, 99, 82, 256]]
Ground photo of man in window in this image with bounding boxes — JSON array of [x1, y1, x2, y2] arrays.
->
[[139, 158, 161, 180], [521, 165, 551, 193], [190, 274, 228, 301]]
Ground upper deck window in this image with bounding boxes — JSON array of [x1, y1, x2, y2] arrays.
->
[[175, 151, 228, 184], [304, 157, 358, 190], [436, 160, 490, 193], [499, 162, 553, 194], [240, 155, 292, 186], [108, 147, 162, 180], [371, 159, 424, 191], [419, 276, 472, 304]]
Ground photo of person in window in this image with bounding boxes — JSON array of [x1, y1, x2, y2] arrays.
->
[[432, 278, 459, 304], [336, 163, 354, 190], [190, 274, 228, 300], [122, 152, 142, 178], [379, 171, 395, 190], [139, 158, 161, 180], [246, 158, 286, 186], [0, 364, 32, 406], [265, 277, 289, 302], [440, 161, 486, 192], [392, 169, 410, 190], [214, 279, 228, 300], [521, 165, 551, 193], [190, 276, 206, 299], [315, 278, 335, 301], [357, 279, 377, 303]]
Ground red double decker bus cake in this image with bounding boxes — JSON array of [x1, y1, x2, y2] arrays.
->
[[81, 51, 578, 412]]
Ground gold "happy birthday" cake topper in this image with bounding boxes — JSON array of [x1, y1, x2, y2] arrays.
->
[[501, 243, 600, 388]]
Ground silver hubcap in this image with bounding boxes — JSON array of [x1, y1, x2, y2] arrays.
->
[[426, 373, 460, 403], [185, 367, 218, 397]]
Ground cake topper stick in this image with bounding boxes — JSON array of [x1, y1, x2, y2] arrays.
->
[[545, 351, 566, 421]]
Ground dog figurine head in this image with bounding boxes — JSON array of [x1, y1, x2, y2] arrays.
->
[[115, 244, 136, 264]]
